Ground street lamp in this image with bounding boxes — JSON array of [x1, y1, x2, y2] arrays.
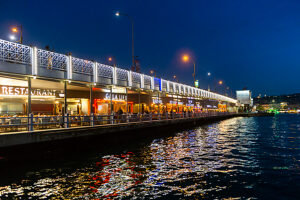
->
[[173, 75, 179, 82], [115, 11, 135, 71], [150, 69, 156, 77], [182, 54, 196, 87], [108, 56, 116, 67], [218, 80, 224, 95], [9, 25, 23, 44], [207, 72, 211, 91]]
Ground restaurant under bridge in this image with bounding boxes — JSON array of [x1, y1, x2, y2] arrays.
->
[[0, 38, 238, 133]]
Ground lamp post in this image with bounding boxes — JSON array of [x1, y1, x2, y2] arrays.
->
[[173, 75, 179, 83], [150, 69, 156, 77], [207, 72, 211, 91], [173, 75, 179, 113], [10, 25, 23, 44], [108, 56, 116, 67], [115, 11, 135, 71], [182, 54, 196, 87], [218, 80, 223, 94]]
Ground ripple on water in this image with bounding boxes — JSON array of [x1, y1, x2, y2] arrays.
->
[[0, 114, 300, 199]]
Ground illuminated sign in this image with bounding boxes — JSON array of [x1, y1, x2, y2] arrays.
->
[[0, 85, 58, 97], [105, 93, 126, 101], [195, 80, 199, 88], [152, 99, 162, 104], [186, 100, 194, 107], [170, 101, 183, 105]]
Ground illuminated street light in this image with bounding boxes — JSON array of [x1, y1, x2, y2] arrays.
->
[[182, 54, 197, 87], [182, 55, 189, 62], [11, 27, 18, 33], [219, 80, 223, 85], [108, 56, 116, 67], [150, 69, 156, 77], [115, 11, 135, 71], [207, 72, 211, 91], [10, 25, 23, 44], [9, 35, 16, 41], [173, 75, 179, 82]]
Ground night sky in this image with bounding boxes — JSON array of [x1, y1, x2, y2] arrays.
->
[[1, 0, 300, 96]]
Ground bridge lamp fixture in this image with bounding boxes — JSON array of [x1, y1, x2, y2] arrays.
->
[[182, 55, 189, 62], [9, 35, 16, 41], [10, 25, 23, 43], [150, 69, 156, 77], [173, 75, 178, 82], [108, 56, 116, 67], [12, 27, 18, 33], [219, 80, 223, 85], [182, 54, 197, 87]]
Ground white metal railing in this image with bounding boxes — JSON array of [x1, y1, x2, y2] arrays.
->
[[97, 63, 113, 79], [0, 112, 235, 133], [37, 49, 67, 71], [0, 39, 31, 65], [72, 57, 93, 75], [0, 38, 237, 104]]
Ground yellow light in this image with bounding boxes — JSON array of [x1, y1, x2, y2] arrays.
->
[[108, 57, 112, 61], [12, 27, 18, 33], [182, 55, 189, 62], [219, 81, 223, 85]]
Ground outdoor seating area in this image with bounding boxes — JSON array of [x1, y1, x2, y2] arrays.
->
[[0, 111, 232, 133]]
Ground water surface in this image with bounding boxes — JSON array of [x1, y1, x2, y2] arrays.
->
[[0, 114, 299, 199]]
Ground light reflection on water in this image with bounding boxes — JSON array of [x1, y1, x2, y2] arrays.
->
[[0, 115, 299, 199]]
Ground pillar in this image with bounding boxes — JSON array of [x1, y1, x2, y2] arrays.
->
[[126, 88, 128, 113], [90, 85, 93, 114], [138, 90, 141, 114], [27, 77, 32, 115], [110, 86, 113, 114], [64, 81, 68, 114]]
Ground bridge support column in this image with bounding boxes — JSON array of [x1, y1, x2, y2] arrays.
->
[[90, 85, 93, 114], [64, 81, 68, 115], [27, 77, 32, 115], [90, 85, 94, 126], [138, 90, 140, 114], [110, 86, 113, 115], [126, 88, 128, 113]]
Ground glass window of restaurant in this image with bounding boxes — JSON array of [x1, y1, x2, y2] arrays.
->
[[93, 86, 128, 115], [128, 89, 151, 114], [30, 78, 65, 115], [150, 91, 163, 114], [0, 76, 29, 116], [65, 82, 91, 115]]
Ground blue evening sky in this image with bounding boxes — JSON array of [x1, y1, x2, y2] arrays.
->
[[0, 0, 300, 96]]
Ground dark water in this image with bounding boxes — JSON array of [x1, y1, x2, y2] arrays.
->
[[0, 114, 299, 199]]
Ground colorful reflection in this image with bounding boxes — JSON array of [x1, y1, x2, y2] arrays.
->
[[0, 115, 299, 199]]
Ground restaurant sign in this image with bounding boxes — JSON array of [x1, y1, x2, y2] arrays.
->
[[0, 85, 58, 97], [105, 93, 126, 101]]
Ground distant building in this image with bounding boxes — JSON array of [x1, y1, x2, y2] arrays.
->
[[253, 93, 300, 111], [236, 90, 252, 105], [236, 90, 252, 111]]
